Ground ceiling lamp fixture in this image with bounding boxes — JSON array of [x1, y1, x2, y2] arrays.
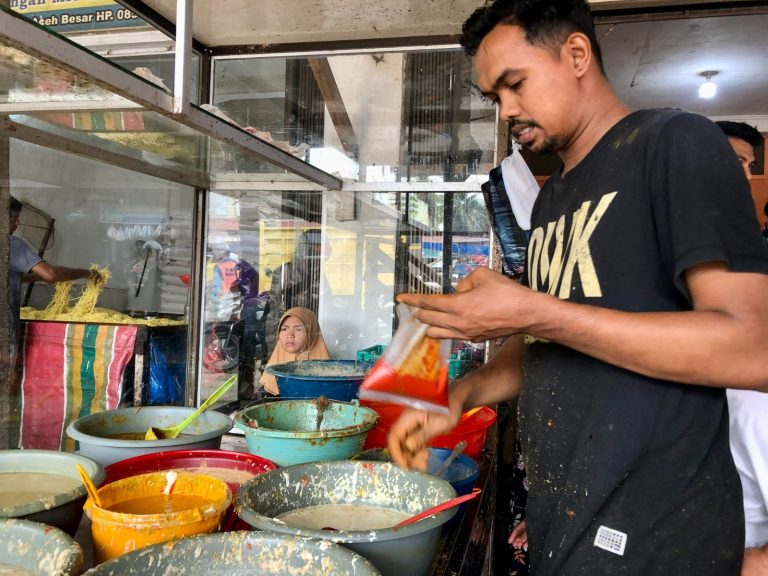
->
[[698, 71, 718, 99]]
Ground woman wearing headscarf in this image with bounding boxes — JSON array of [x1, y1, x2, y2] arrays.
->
[[259, 307, 330, 395]]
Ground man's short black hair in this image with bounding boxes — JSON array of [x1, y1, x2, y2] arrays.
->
[[9, 196, 23, 213], [716, 121, 763, 149], [460, 0, 604, 74]]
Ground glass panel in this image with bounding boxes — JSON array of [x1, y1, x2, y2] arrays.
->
[[9, 139, 194, 452], [202, 189, 401, 404], [212, 50, 496, 183], [111, 54, 201, 105], [203, 188, 489, 406], [0, 21, 332, 186]]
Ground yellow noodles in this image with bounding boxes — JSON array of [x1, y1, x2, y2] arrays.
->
[[69, 266, 110, 317], [20, 265, 185, 327], [42, 281, 74, 317]]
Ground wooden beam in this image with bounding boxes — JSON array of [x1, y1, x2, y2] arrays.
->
[[307, 57, 359, 159]]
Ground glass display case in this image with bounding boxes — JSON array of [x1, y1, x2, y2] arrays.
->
[[0, 7, 343, 441], [1, 6, 492, 439]]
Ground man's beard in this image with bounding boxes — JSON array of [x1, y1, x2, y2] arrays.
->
[[527, 135, 563, 156]]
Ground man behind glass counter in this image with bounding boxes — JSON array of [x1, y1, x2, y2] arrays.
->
[[387, 0, 768, 573], [717, 120, 768, 575], [8, 197, 97, 362]]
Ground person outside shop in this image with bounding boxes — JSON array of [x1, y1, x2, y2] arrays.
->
[[717, 120, 768, 576], [207, 245, 262, 398], [7, 197, 98, 363], [388, 0, 768, 574], [259, 306, 329, 396], [233, 255, 261, 398]]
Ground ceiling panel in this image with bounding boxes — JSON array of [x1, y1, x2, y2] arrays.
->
[[126, 0, 768, 128]]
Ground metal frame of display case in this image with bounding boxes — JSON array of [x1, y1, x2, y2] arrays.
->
[[0, 7, 342, 192]]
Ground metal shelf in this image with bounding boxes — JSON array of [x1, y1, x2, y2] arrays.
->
[[0, 7, 342, 191]]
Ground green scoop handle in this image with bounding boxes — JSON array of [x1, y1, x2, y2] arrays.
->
[[145, 374, 237, 440]]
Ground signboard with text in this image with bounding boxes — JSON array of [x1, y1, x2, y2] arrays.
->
[[11, 0, 146, 32]]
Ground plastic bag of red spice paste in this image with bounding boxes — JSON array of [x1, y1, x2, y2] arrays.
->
[[359, 303, 452, 414]]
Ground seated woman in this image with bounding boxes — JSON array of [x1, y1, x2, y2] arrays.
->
[[259, 307, 330, 395]]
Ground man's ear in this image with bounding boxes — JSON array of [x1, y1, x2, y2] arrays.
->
[[563, 32, 592, 78]]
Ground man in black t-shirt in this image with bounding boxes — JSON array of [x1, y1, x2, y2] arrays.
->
[[388, 1, 768, 574]]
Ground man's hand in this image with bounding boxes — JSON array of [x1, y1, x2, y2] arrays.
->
[[388, 407, 460, 470], [508, 519, 529, 550], [398, 267, 538, 342]]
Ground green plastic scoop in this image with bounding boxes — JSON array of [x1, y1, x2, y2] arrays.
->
[[145, 374, 237, 440]]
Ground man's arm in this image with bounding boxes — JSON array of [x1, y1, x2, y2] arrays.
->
[[742, 546, 768, 576], [399, 263, 768, 391], [25, 261, 94, 284], [452, 334, 524, 410]]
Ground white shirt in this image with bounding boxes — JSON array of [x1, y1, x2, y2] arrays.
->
[[500, 149, 539, 231], [727, 388, 768, 548]]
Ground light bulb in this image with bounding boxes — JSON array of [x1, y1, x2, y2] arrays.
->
[[698, 78, 717, 99]]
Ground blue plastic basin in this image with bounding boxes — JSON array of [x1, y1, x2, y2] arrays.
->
[[266, 360, 371, 401], [426, 448, 480, 496]]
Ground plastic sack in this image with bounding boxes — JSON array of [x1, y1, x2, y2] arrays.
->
[[359, 303, 451, 414], [481, 147, 539, 277], [147, 333, 185, 405]]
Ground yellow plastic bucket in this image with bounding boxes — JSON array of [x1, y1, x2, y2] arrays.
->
[[85, 471, 232, 564]]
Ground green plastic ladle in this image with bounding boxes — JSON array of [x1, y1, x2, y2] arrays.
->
[[144, 374, 237, 440]]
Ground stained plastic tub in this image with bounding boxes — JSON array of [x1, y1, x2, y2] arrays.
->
[[103, 449, 276, 530], [355, 447, 479, 497], [354, 447, 480, 530], [361, 402, 496, 460], [66, 406, 233, 467], [81, 531, 380, 575], [0, 518, 83, 576], [235, 460, 456, 576], [85, 470, 232, 563], [0, 449, 104, 536], [266, 359, 371, 401]]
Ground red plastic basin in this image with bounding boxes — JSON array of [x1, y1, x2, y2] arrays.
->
[[360, 401, 496, 460], [104, 449, 276, 531]]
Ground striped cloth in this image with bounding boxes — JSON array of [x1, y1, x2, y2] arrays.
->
[[18, 321, 138, 451]]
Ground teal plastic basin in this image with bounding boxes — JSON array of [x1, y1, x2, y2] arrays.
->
[[234, 399, 378, 466]]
